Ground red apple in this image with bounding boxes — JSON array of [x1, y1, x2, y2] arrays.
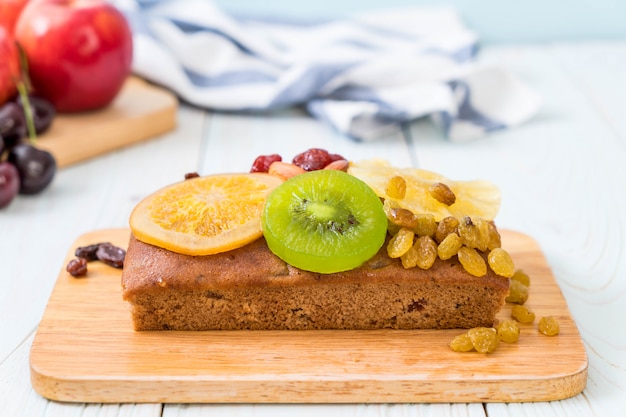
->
[[0, 0, 29, 33], [0, 26, 21, 105], [14, 0, 133, 113]]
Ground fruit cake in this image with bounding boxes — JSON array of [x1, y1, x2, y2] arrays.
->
[[121, 150, 512, 331]]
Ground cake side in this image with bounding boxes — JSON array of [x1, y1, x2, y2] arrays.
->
[[122, 235, 509, 331]]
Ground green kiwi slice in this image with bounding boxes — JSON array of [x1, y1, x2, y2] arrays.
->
[[262, 170, 387, 274]]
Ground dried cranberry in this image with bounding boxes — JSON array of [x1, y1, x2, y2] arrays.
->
[[328, 153, 346, 163], [66, 257, 88, 277], [250, 154, 282, 173], [96, 243, 126, 268], [184, 172, 200, 180], [292, 148, 345, 171]]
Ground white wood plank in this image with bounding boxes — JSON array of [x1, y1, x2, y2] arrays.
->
[[0, 106, 205, 363], [197, 108, 413, 175], [409, 41, 626, 416], [163, 402, 486, 417], [0, 332, 162, 417]]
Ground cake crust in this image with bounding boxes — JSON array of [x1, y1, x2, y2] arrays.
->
[[122, 235, 509, 331]]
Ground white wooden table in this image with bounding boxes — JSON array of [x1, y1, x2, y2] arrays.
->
[[2, 41, 625, 416]]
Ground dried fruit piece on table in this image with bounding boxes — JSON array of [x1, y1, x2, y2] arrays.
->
[[511, 269, 531, 287], [506, 280, 529, 304], [66, 257, 88, 277], [538, 316, 560, 336], [450, 333, 475, 352], [511, 304, 536, 324], [96, 243, 126, 268], [467, 327, 499, 353], [496, 320, 520, 343], [130, 173, 284, 256]]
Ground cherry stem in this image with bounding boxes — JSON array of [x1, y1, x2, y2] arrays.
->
[[16, 82, 37, 145]]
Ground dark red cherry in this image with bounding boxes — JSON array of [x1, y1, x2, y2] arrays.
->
[[8, 143, 56, 195]]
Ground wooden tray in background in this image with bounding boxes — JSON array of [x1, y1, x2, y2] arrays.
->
[[29, 229, 588, 404], [36, 77, 178, 168]]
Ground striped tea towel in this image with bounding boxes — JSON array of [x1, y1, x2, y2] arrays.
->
[[115, 0, 541, 142]]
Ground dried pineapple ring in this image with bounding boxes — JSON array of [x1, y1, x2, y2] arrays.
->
[[348, 159, 501, 221]]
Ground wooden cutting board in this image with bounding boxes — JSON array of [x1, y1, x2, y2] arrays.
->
[[29, 229, 588, 404], [35, 77, 178, 168]]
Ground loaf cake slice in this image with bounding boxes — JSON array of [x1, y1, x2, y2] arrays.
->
[[121, 234, 509, 331]]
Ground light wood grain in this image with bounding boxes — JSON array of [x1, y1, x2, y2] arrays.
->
[[29, 228, 587, 404], [35, 77, 178, 168]]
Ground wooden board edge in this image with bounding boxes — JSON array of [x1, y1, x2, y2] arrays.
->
[[36, 78, 179, 168], [29, 362, 589, 404]]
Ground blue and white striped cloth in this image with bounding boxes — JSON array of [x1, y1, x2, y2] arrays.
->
[[115, 0, 541, 142]]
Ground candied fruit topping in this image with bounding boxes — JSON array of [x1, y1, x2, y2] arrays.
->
[[429, 182, 456, 206], [386, 175, 407, 199], [488, 248, 516, 278], [435, 216, 459, 243], [457, 246, 487, 277], [387, 227, 415, 258], [538, 316, 560, 336], [437, 232, 462, 260], [414, 235, 437, 270], [413, 213, 437, 237]]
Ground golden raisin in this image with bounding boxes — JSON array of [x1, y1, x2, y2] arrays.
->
[[496, 320, 520, 343], [511, 269, 531, 287], [467, 327, 499, 353], [386, 176, 407, 199], [458, 216, 487, 250], [450, 333, 474, 352], [387, 228, 415, 258], [437, 232, 462, 260], [400, 245, 419, 269], [387, 220, 402, 236], [429, 182, 456, 206], [387, 207, 418, 228], [511, 304, 535, 324], [414, 235, 437, 269], [413, 213, 437, 237], [506, 280, 529, 304], [457, 246, 487, 277], [538, 316, 560, 336], [487, 221, 502, 250], [488, 248, 516, 278], [435, 216, 459, 243]]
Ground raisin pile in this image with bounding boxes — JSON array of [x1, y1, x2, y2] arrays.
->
[[383, 196, 513, 278], [66, 242, 126, 277], [450, 268, 560, 353]]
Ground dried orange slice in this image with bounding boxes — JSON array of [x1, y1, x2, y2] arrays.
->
[[130, 173, 284, 256], [348, 159, 501, 221]]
